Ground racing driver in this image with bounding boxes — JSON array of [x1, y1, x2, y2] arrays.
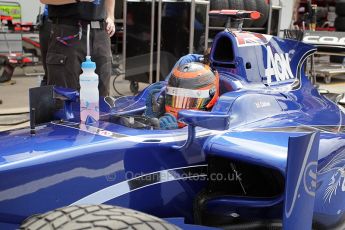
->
[[144, 54, 219, 130]]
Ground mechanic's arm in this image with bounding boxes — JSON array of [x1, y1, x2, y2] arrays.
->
[[105, 0, 116, 37], [40, 0, 94, 5]]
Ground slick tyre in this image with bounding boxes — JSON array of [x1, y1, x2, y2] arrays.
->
[[228, 0, 244, 28], [336, 0, 345, 16], [20, 205, 180, 230], [209, 0, 229, 27], [253, 0, 269, 27], [334, 16, 345, 31], [243, 0, 257, 27], [228, 0, 244, 10]]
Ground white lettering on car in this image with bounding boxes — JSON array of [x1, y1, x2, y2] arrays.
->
[[265, 46, 294, 84], [255, 101, 271, 109], [303, 36, 319, 43], [303, 36, 345, 45]]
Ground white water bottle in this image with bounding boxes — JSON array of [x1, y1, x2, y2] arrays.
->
[[80, 56, 99, 123]]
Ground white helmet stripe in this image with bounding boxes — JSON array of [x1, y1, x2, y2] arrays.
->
[[166, 86, 210, 98]]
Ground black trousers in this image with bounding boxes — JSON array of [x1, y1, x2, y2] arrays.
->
[[46, 23, 112, 96], [39, 18, 51, 86]]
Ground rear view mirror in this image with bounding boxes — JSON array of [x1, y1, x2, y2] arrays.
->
[[178, 110, 230, 131], [172, 110, 229, 150]]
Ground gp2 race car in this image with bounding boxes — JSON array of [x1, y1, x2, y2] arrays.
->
[[1, 11, 345, 230]]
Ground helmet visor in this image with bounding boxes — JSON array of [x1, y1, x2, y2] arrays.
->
[[165, 86, 212, 110]]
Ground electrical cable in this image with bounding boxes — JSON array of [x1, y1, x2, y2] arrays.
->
[[112, 72, 126, 96]]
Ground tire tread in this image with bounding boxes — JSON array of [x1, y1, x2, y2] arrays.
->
[[253, 0, 269, 27], [243, 0, 257, 27], [210, 0, 230, 27], [20, 205, 180, 230]]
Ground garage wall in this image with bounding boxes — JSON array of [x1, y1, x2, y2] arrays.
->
[[5, 0, 43, 23], [271, 0, 294, 31], [279, 0, 294, 30]]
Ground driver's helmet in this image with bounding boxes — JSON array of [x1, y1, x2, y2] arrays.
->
[[165, 62, 219, 118]]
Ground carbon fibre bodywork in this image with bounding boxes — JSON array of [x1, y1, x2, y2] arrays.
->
[[1, 29, 345, 229]]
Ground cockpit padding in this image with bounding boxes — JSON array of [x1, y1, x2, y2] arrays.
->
[[218, 74, 242, 95]]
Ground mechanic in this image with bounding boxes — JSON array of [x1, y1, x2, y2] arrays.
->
[[40, 0, 115, 96], [37, 5, 51, 86], [144, 53, 219, 130]]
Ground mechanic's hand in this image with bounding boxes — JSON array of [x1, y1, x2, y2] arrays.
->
[[106, 17, 116, 37], [144, 83, 165, 118], [159, 113, 178, 130]]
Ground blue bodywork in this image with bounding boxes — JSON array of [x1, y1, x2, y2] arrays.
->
[[1, 29, 345, 229]]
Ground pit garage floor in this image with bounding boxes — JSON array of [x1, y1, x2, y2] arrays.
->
[[0, 65, 345, 132]]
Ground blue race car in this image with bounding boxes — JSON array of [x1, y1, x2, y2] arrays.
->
[[1, 11, 345, 230]]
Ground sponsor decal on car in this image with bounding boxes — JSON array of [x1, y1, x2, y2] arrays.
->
[[265, 46, 295, 84], [233, 31, 272, 47], [324, 166, 345, 203], [303, 36, 345, 46], [304, 162, 318, 197], [318, 148, 345, 203], [303, 31, 345, 46], [255, 101, 271, 109]]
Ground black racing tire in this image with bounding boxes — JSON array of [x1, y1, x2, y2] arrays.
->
[[209, 0, 229, 27], [0, 59, 14, 84], [253, 0, 269, 27], [336, 0, 345, 16], [0, 65, 5, 83], [243, 0, 257, 27], [228, 0, 244, 28], [334, 16, 345, 31], [228, 0, 244, 10], [130, 81, 139, 95], [20, 205, 180, 230]]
